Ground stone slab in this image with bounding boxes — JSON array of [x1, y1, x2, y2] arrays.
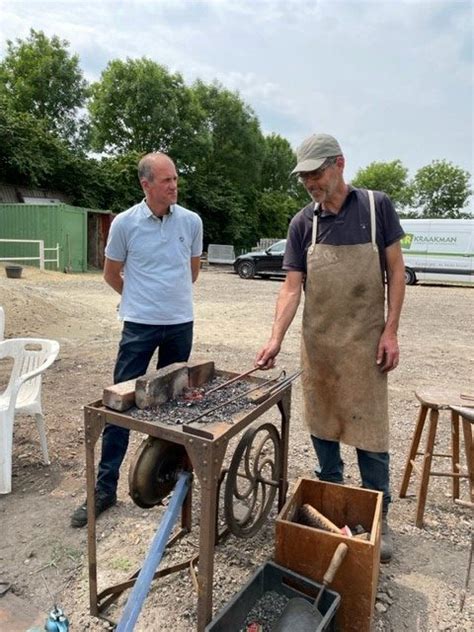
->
[[135, 363, 188, 409], [188, 360, 215, 387], [103, 379, 136, 411]]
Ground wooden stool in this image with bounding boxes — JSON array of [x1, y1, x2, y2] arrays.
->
[[450, 405, 474, 511], [399, 388, 474, 527]]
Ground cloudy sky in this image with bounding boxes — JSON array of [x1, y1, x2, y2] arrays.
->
[[1, 0, 472, 194]]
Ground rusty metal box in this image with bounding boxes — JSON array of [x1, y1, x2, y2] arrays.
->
[[275, 478, 383, 632]]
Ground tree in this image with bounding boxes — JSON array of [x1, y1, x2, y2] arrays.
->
[[183, 171, 248, 246], [413, 160, 472, 218], [183, 81, 266, 248], [351, 159, 413, 208], [0, 96, 71, 186], [255, 134, 308, 237], [190, 81, 265, 193], [88, 58, 204, 159], [255, 191, 301, 238], [0, 29, 88, 142], [0, 97, 107, 209], [261, 134, 295, 192], [96, 153, 144, 213]]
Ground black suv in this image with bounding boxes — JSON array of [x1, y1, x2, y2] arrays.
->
[[233, 239, 287, 279]]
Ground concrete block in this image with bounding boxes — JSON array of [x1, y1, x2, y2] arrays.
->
[[188, 360, 215, 387], [103, 379, 136, 411], [135, 362, 188, 409]]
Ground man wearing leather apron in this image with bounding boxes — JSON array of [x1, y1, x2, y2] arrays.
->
[[256, 133, 406, 562]]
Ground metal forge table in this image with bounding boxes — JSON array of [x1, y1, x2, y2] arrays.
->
[[84, 369, 292, 631]]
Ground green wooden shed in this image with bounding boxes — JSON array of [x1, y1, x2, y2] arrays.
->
[[0, 204, 115, 272]]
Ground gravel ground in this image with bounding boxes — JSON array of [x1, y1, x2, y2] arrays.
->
[[0, 264, 472, 631]]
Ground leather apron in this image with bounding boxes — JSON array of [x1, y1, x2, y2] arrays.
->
[[301, 190, 389, 452]]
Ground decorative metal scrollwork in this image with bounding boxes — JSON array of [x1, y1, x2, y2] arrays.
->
[[224, 422, 281, 538]]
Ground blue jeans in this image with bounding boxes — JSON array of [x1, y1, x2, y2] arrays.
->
[[96, 321, 193, 496], [311, 436, 391, 514]]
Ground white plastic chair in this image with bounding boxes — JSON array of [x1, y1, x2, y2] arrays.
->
[[0, 338, 60, 494], [0, 306, 4, 341]]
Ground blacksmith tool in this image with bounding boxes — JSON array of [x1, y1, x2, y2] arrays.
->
[[272, 543, 348, 631], [298, 503, 352, 537], [184, 372, 285, 424], [249, 370, 303, 404], [205, 366, 261, 396]]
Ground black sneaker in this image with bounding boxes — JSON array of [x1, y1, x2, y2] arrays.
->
[[70, 492, 117, 528]]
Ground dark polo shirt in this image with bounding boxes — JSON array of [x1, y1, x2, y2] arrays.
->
[[283, 186, 404, 281]]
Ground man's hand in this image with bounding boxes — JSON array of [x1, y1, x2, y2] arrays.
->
[[376, 330, 399, 372], [255, 338, 281, 370]]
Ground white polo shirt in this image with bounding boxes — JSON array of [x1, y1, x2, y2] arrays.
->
[[105, 200, 203, 325]]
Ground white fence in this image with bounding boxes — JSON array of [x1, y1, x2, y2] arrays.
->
[[0, 239, 60, 271], [253, 238, 283, 251], [207, 244, 237, 264], [207, 240, 284, 264]]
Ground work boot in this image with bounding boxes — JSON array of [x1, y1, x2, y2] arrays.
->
[[380, 515, 393, 563], [70, 492, 117, 528]]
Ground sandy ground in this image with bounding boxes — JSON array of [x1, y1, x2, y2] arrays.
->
[[0, 264, 472, 631]]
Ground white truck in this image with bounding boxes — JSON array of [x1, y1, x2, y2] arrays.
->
[[400, 218, 474, 285]]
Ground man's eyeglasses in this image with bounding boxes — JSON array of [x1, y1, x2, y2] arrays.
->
[[297, 157, 338, 184]]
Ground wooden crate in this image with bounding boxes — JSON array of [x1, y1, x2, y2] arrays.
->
[[275, 478, 382, 632]]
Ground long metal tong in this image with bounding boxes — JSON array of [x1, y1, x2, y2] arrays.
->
[[205, 366, 261, 396], [258, 369, 303, 397], [242, 369, 303, 406], [186, 371, 286, 425]]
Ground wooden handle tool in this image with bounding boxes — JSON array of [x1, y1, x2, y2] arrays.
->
[[322, 542, 349, 585], [299, 504, 342, 534], [313, 543, 348, 611]]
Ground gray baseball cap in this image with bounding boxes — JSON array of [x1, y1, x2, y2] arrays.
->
[[291, 133, 342, 174]]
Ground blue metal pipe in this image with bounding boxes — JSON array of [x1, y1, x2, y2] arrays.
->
[[116, 471, 192, 632]]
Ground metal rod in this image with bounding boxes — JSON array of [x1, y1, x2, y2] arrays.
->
[[460, 534, 473, 611], [186, 372, 285, 424], [234, 470, 280, 487], [260, 369, 302, 395], [205, 366, 261, 396], [115, 471, 192, 632], [250, 370, 303, 402]]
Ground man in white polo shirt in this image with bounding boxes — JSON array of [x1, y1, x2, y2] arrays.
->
[[71, 152, 203, 528]]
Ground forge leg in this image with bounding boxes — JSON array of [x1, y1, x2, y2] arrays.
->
[[277, 389, 291, 510], [186, 438, 227, 632], [85, 409, 105, 617], [197, 482, 219, 631]]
